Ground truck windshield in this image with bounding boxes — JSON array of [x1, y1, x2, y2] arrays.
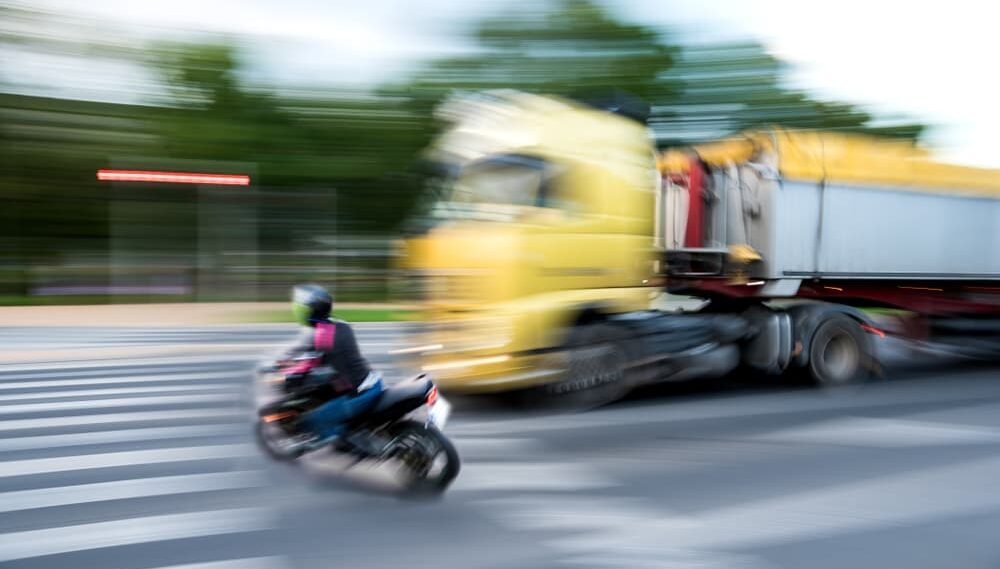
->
[[432, 155, 547, 222]]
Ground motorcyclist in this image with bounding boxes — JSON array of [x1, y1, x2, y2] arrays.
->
[[273, 283, 385, 452]]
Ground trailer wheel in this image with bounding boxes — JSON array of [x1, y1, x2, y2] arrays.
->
[[808, 315, 872, 387], [541, 323, 630, 410]]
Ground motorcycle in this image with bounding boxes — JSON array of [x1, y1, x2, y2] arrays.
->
[[253, 356, 460, 495]]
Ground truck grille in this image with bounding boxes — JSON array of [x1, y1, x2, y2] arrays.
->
[[420, 270, 488, 305]]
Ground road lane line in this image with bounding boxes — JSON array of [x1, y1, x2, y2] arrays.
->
[[0, 355, 254, 373], [654, 455, 1000, 551], [0, 424, 247, 451], [0, 394, 234, 415], [0, 409, 245, 432], [450, 437, 543, 460], [0, 444, 257, 478], [484, 456, 1000, 559], [0, 367, 241, 382], [0, 383, 234, 402], [0, 371, 237, 389], [0, 508, 273, 562], [144, 557, 290, 569], [454, 462, 618, 493], [754, 417, 1000, 448], [448, 387, 1000, 437], [0, 471, 266, 513]]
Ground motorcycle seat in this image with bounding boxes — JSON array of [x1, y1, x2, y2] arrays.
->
[[354, 378, 433, 426]]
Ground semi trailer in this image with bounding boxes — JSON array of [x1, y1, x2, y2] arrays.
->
[[399, 91, 1000, 406]]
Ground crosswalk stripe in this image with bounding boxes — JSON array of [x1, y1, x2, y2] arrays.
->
[[0, 393, 235, 415], [0, 383, 234, 403], [454, 462, 618, 492], [485, 456, 1000, 557], [754, 417, 1000, 448], [0, 424, 247, 451], [663, 455, 1000, 550], [448, 386, 1000, 437], [0, 471, 266, 513], [0, 444, 257, 478], [451, 437, 542, 460], [0, 370, 237, 390], [0, 366, 239, 383], [0, 507, 273, 562], [559, 550, 763, 569], [0, 355, 252, 374], [144, 557, 290, 569], [0, 409, 246, 432]]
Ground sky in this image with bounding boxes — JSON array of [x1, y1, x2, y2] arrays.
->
[[630, 0, 1000, 167], [11, 0, 1000, 167]]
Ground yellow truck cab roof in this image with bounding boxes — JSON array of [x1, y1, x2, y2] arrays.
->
[[661, 129, 1000, 197], [431, 90, 656, 193]]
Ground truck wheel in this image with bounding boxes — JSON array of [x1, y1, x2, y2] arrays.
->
[[541, 323, 630, 410], [808, 315, 872, 387]]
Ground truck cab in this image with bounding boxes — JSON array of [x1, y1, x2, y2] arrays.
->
[[399, 91, 741, 403]]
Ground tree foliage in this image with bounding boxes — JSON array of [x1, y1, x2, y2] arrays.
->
[[0, 0, 926, 287]]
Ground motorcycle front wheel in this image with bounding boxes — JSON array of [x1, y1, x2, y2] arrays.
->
[[254, 420, 305, 462]]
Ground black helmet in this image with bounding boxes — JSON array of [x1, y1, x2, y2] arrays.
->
[[292, 284, 333, 326]]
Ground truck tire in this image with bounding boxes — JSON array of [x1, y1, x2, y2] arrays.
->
[[808, 314, 872, 387], [541, 323, 631, 410]]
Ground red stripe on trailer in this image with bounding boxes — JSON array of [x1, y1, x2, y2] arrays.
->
[[670, 278, 1000, 317], [684, 158, 704, 248]]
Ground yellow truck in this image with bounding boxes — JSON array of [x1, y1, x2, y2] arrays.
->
[[398, 90, 1000, 407]]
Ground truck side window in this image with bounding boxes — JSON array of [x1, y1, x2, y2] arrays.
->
[[535, 171, 574, 212], [536, 176, 555, 208]]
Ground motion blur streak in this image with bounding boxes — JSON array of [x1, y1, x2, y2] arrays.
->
[[96, 169, 251, 186], [3, 1, 1000, 568]]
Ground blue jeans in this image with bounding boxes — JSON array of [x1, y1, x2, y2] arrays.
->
[[303, 379, 384, 439]]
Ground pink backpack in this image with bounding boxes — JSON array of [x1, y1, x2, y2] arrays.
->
[[314, 321, 336, 351]]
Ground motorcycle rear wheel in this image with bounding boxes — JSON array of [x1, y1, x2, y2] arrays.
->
[[383, 420, 460, 496]]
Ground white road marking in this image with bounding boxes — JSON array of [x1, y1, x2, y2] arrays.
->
[[451, 436, 542, 459], [455, 462, 618, 493], [448, 383, 1000, 437], [560, 550, 771, 569], [0, 424, 247, 451], [483, 455, 1000, 561], [0, 383, 234, 402], [0, 370, 237, 390], [0, 471, 266, 513], [144, 557, 290, 569], [894, 400, 1000, 426], [756, 417, 1000, 448], [0, 444, 257, 477], [654, 455, 1000, 551], [0, 366, 240, 382], [0, 507, 273, 562], [0, 393, 234, 415], [0, 355, 252, 373], [0, 408, 245, 432], [298, 453, 413, 494]]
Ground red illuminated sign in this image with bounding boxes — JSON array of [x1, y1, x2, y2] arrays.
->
[[97, 169, 250, 186]]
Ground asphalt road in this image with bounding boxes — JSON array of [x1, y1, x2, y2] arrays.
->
[[1, 324, 1000, 569]]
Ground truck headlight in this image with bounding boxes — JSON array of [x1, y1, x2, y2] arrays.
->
[[421, 354, 511, 372]]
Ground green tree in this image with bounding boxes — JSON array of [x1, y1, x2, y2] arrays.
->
[[392, 0, 680, 109], [151, 42, 435, 238], [653, 41, 925, 145], [382, 0, 926, 237], [392, 2, 923, 148], [0, 0, 929, 301]]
